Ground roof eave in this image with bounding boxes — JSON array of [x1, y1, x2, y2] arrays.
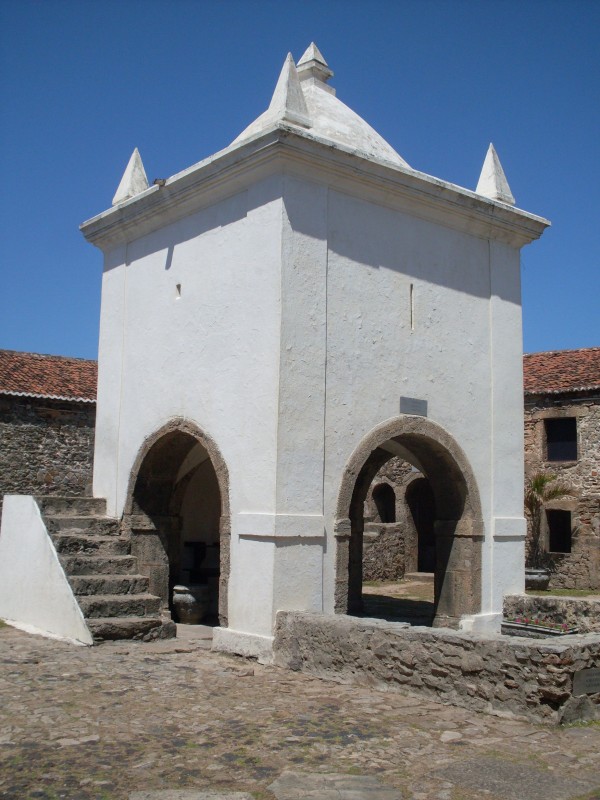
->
[[81, 124, 550, 252], [0, 390, 96, 404]]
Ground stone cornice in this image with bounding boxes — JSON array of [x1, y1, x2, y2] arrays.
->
[[80, 125, 550, 252]]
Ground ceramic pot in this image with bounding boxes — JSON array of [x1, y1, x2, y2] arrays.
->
[[525, 568, 550, 591], [172, 584, 209, 624]]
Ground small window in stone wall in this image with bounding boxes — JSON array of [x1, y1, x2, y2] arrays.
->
[[545, 417, 577, 462], [547, 509, 572, 553], [372, 483, 396, 523]]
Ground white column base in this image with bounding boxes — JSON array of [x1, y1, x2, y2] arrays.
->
[[212, 627, 274, 663], [459, 612, 502, 634]]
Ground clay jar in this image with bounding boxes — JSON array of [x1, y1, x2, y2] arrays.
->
[[172, 584, 209, 624]]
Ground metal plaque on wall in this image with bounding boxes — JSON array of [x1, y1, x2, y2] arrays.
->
[[400, 397, 428, 417], [573, 668, 600, 696]]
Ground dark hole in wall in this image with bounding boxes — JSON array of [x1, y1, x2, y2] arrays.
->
[[545, 417, 577, 462], [372, 482, 396, 523], [547, 509, 572, 553]]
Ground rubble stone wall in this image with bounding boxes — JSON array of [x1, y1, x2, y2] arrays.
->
[[504, 594, 600, 633], [363, 458, 421, 581], [0, 396, 95, 522], [524, 394, 600, 589], [274, 611, 600, 725]]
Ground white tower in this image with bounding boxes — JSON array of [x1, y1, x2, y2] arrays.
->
[[81, 45, 549, 657]]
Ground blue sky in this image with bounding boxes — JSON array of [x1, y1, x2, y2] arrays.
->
[[1, 0, 598, 360]]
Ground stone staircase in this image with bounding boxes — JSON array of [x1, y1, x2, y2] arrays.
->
[[37, 496, 176, 643]]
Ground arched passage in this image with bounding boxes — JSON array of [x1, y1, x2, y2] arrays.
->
[[372, 482, 396, 523], [405, 477, 436, 573], [123, 418, 230, 627], [334, 416, 483, 629]]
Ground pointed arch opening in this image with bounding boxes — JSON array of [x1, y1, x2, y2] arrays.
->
[[123, 418, 230, 627], [334, 416, 483, 629]]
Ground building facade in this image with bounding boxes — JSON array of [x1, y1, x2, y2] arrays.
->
[[0, 350, 96, 520], [523, 348, 600, 589], [1, 44, 549, 649], [364, 348, 600, 591]]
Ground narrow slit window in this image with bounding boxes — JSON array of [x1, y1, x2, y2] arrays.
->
[[410, 283, 414, 331]]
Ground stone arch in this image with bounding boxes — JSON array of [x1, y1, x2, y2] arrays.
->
[[334, 416, 483, 628], [123, 418, 230, 626]]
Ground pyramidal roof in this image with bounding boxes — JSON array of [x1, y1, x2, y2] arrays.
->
[[232, 44, 410, 169]]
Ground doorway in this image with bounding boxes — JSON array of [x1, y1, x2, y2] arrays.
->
[[124, 420, 230, 626]]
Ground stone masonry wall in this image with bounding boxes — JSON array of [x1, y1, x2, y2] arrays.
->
[[363, 458, 422, 581], [504, 594, 600, 633], [274, 611, 600, 725], [0, 395, 95, 522], [524, 394, 600, 589]]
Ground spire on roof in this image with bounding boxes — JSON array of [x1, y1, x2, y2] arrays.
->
[[297, 42, 334, 94], [112, 148, 149, 206], [268, 53, 311, 128], [475, 143, 515, 206]]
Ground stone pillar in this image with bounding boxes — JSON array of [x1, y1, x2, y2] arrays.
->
[[334, 518, 351, 613], [218, 513, 231, 627], [432, 519, 482, 629]]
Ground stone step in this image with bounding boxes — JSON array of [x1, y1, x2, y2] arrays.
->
[[87, 616, 177, 642], [51, 533, 130, 556], [36, 496, 107, 516], [78, 593, 162, 619], [60, 554, 138, 576], [70, 573, 150, 596], [45, 516, 121, 536]]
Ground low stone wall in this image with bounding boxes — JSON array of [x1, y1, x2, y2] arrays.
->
[[0, 396, 95, 521], [504, 594, 600, 633], [273, 611, 600, 725]]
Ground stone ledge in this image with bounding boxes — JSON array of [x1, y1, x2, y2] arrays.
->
[[273, 611, 600, 725]]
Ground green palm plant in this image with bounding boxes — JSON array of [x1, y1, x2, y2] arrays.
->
[[525, 472, 575, 570]]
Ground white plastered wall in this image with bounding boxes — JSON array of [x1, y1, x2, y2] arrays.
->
[[93, 176, 285, 638], [92, 158, 531, 642], [319, 189, 524, 623], [0, 496, 93, 645]]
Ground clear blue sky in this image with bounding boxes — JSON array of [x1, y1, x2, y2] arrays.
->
[[1, 0, 598, 360]]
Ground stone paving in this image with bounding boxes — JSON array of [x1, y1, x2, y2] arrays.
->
[[1, 622, 600, 800]]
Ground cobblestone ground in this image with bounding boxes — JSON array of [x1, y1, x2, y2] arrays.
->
[[1, 623, 600, 800]]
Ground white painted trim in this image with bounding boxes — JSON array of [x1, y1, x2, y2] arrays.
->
[[459, 612, 503, 634], [493, 516, 527, 539], [81, 129, 549, 252]]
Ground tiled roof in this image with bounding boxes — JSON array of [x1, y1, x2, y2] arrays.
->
[[0, 350, 97, 403], [523, 348, 600, 395]]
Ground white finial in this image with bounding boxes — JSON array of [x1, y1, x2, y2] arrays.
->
[[476, 143, 515, 206], [112, 147, 149, 206], [269, 53, 311, 128], [297, 42, 334, 94]]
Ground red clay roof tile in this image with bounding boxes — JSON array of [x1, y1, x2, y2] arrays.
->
[[0, 350, 97, 403], [523, 347, 600, 395]]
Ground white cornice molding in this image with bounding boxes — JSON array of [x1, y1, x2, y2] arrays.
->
[[80, 126, 550, 252]]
